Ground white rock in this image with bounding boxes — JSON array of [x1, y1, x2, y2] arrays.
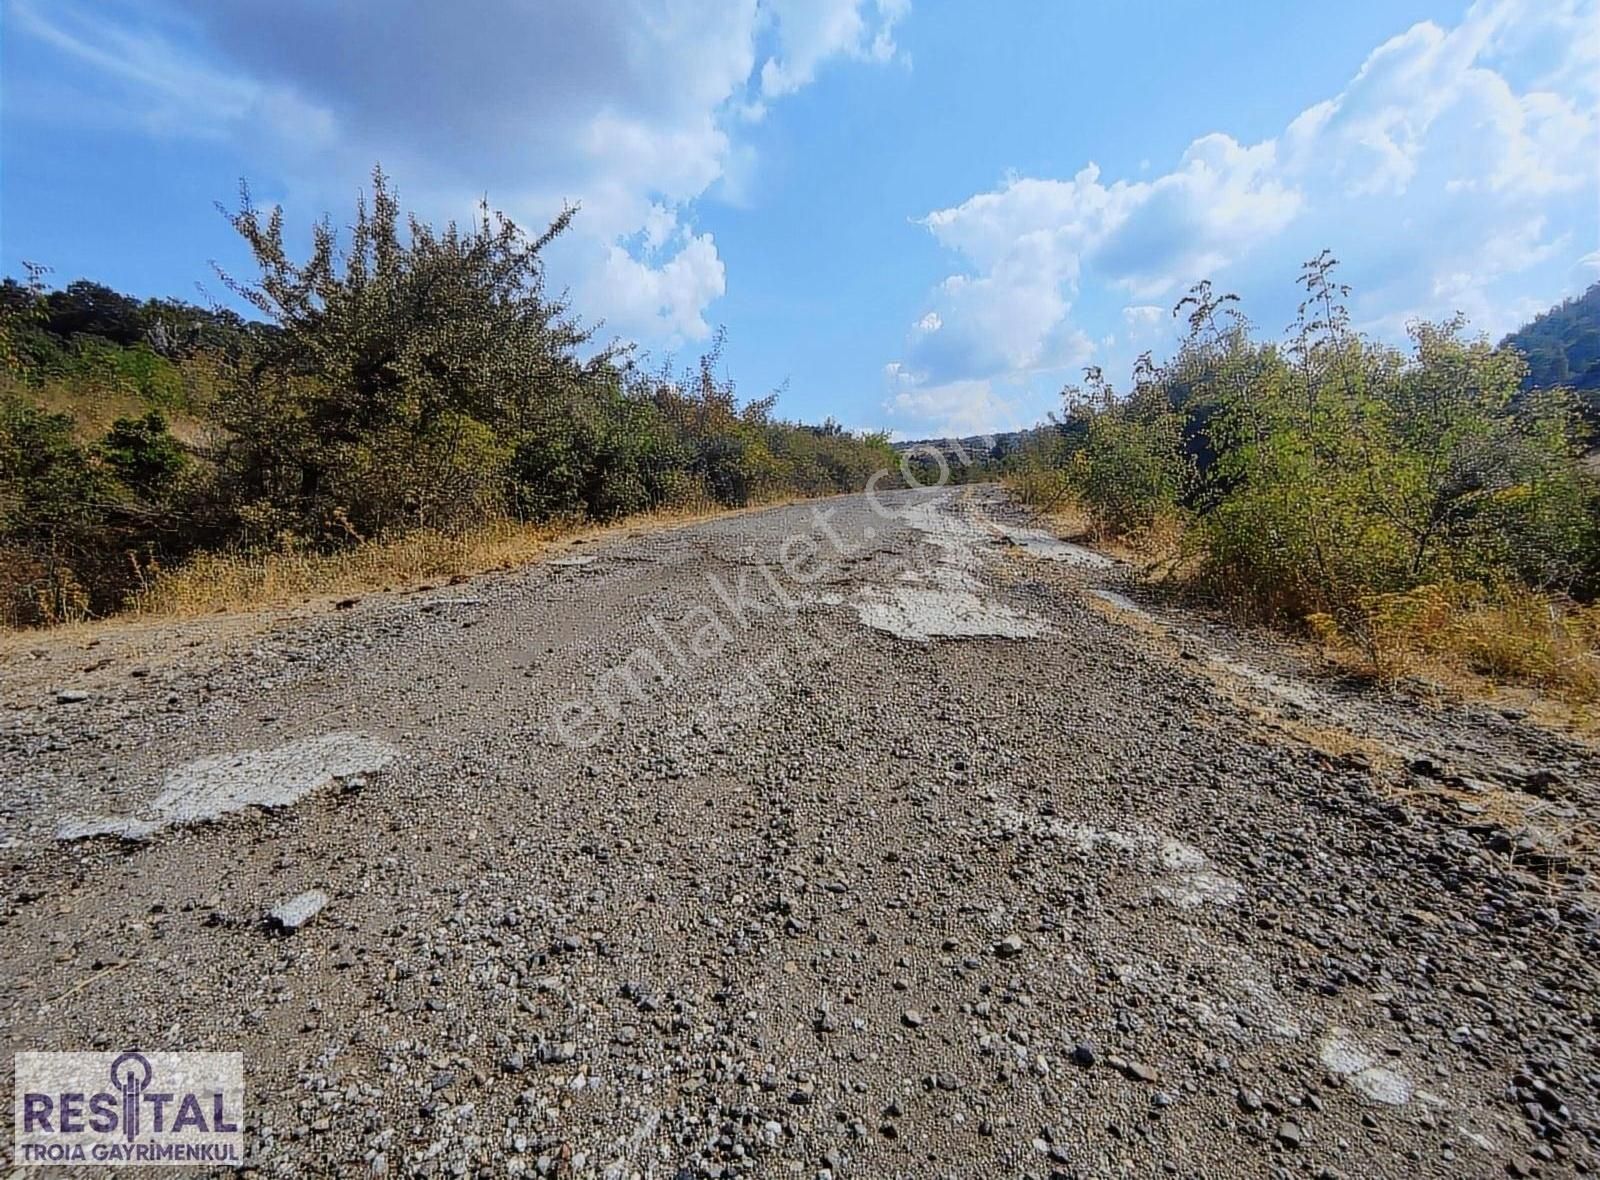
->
[[270, 890, 329, 931]]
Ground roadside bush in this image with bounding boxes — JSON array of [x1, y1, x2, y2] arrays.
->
[[1063, 364, 1190, 538], [1, 168, 898, 628], [211, 168, 596, 543], [101, 411, 188, 497], [0, 390, 118, 624], [1035, 253, 1600, 694]]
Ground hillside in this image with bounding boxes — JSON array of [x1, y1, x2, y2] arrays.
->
[[1502, 282, 1600, 427]]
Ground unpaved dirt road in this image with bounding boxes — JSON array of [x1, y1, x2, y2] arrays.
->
[[3, 486, 1598, 1178]]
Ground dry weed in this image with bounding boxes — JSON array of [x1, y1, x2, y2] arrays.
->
[[123, 498, 766, 620], [1314, 582, 1600, 707]]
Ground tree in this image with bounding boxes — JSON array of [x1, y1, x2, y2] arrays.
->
[[101, 411, 188, 498]]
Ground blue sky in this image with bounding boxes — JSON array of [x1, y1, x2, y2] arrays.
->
[[3, 0, 1597, 438]]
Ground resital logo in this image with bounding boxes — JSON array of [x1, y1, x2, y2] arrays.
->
[[13, 1051, 244, 1167]]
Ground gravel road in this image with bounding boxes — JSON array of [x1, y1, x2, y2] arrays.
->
[[2, 485, 1598, 1179]]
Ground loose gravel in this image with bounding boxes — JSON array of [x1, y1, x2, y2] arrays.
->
[[1, 485, 1597, 1179]]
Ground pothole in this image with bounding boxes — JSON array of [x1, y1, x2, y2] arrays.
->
[[835, 496, 1047, 641], [58, 731, 399, 841]]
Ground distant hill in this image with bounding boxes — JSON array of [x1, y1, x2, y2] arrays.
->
[[893, 431, 1022, 460], [1501, 283, 1600, 420]]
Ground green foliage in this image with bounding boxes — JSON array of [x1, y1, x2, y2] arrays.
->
[[1, 270, 245, 419], [65, 337, 189, 407], [1203, 256, 1597, 619], [0, 276, 250, 358], [510, 385, 684, 520], [1064, 362, 1189, 536], [212, 167, 595, 541], [0, 168, 897, 627], [1027, 254, 1600, 633], [100, 411, 188, 497], [0, 388, 120, 624], [0, 391, 109, 543]]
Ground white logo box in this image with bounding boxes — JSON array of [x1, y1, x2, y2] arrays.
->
[[13, 1051, 244, 1168]]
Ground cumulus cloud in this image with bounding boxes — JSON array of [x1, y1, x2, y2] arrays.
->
[[881, 364, 1031, 440], [589, 233, 727, 341], [1279, 3, 1595, 201], [890, 139, 1300, 401], [1092, 137, 1303, 298], [886, 0, 1599, 435], [759, 0, 909, 97], [9, 0, 908, 347]]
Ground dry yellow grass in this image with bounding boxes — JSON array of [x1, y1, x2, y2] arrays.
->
[[122, 500, 759, 620], [0, 489, 826, 641], [16, 373, 211, 444], [1311, 583, 1600, 709], [110, 494, 809, 622], [1004, 477, 1191, 575], [1004, 479, 1599, 725], [126, 520, 567, 618]]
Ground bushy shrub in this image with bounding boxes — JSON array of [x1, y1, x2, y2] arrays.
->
[[211, 168, 596, 543], [1029, 254, 1600, 666], [0, 168, 899, 627], [1059, 364, 1190, 538], [101, 411, 188, 496], [0, 389, 118, 624]]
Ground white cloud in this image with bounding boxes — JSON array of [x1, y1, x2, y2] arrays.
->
[[886, 0, 1599, 435], [891, 140, 1298, 399], [640, 204, 680, 254], [759, 0, 908, 97], [1094, 135, 1303, 298], [10, 0, 909, 348], [589, 233, 727, 341], [1279, 5, 1596, 201], [1120, 304, 1175, 354], [7, 0, 336, 146], [881, 366, 1028, 439]]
